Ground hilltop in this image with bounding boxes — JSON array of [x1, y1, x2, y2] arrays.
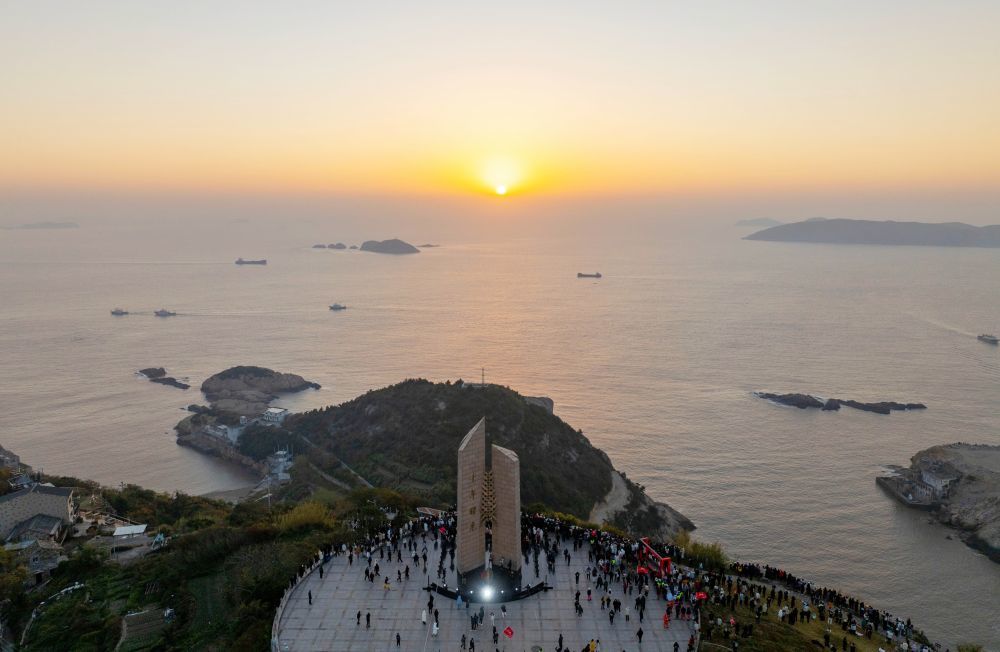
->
[[269, 379, 693, 540], [745, 218, 1000, 247]]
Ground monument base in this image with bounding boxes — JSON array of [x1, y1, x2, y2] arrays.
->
[[456, 564, 523, 603]]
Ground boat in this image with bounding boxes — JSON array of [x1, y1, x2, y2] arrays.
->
[[235, 258, 267, 265], [110, 308, 128, 316], [154, 309, 177, 317], [329, 304, 347, 311], [577, 272, 602, 278], [978, 334, 999, 344]]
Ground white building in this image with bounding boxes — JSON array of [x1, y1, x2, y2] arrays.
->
[[921, 469, 959, 496], [262, 407, 289, 425]]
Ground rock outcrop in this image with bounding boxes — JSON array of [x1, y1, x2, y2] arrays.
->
[[138, 367, 189, 389], [200, 366, 320, 416], [359, 239, 420, 255], [756, 392, 926, 414]]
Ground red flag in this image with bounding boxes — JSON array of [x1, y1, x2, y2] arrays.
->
[[503, 626, 514, 639]]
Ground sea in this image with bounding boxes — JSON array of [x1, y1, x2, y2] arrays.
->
[[1, 214, 998, 648]]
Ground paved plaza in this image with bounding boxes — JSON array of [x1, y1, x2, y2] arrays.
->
[[276, 537, 695, 651]]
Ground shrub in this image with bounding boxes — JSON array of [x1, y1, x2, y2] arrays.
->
[[277, 502, 334, 533]]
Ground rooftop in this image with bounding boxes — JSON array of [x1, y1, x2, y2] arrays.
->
[[0, 484, 74, 504], [6, 513, 64, 542]]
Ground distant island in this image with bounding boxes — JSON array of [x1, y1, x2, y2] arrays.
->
[[878, 443, 1000, 562], [1, 221, 79, 230], [734, 218, 783, 228], [359, 238, 420, 254], [745, 218, 1000, 247]]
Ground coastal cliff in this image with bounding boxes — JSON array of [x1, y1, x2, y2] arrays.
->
[[890, 443, 1000, 561]]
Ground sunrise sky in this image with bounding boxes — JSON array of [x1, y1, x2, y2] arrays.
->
[[2, 1, 1000, 200]]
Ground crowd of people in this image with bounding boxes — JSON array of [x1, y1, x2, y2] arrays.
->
[[277, 508, 941, 652]]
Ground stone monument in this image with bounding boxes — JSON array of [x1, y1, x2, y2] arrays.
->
[[456, 418, 522, 596]]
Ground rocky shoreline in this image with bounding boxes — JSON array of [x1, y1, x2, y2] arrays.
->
[[881, 443, 1000, 562]]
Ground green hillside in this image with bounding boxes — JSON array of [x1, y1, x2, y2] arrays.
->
[[281, 379, 614, 519]]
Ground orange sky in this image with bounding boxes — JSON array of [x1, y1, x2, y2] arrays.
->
[[2, 3, 999, 198]]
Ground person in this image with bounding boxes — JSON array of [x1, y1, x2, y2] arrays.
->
[[421, 608, 427, 625], [461, 633, 466, 650], [432, 621, 439, 637], [307, 590, 312, 605], [365, 612, 371, 629], [637, 627, 644, 643], [558, 633, 563, 649], [396, 633, 401, 647], [319, 566, 323, 579], [356, 610, 361, 626], [469, 638, 475, 651]]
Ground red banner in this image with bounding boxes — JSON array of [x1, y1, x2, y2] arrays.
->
[[503, 626, 514, 639]]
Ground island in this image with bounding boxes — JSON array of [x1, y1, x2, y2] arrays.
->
[[329, 242, 347, 249], [745, 218, 1000, 247], [878, 443, 1000, 562], [359, 238, 420, 255], [756, 392, 926, 414]]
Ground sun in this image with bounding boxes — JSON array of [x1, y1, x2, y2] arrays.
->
[[480, 156, 522, 197]]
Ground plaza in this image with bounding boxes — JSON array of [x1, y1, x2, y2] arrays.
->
[[274, 532, 695, 651]]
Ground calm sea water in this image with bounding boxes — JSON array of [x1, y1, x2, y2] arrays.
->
[[1, 217, 998, 648]]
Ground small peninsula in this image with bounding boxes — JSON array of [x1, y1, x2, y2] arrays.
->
[[359, 238, 420, 254], [879, 443, 1000, 562], [745, 218, 1000, 247], [199, 365, 320, 415], [756, 392, 926, 414]]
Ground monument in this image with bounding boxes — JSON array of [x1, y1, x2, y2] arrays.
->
[[456, 418, 522, 598]]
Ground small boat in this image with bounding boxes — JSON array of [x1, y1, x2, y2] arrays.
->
[[329, 304, 347, 311], [154, 309, 177, 317], [235, 258, 267, 265], [110, 308, 128, 316], [577, 272, 602, 279], [978, 334, 999, 344]]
